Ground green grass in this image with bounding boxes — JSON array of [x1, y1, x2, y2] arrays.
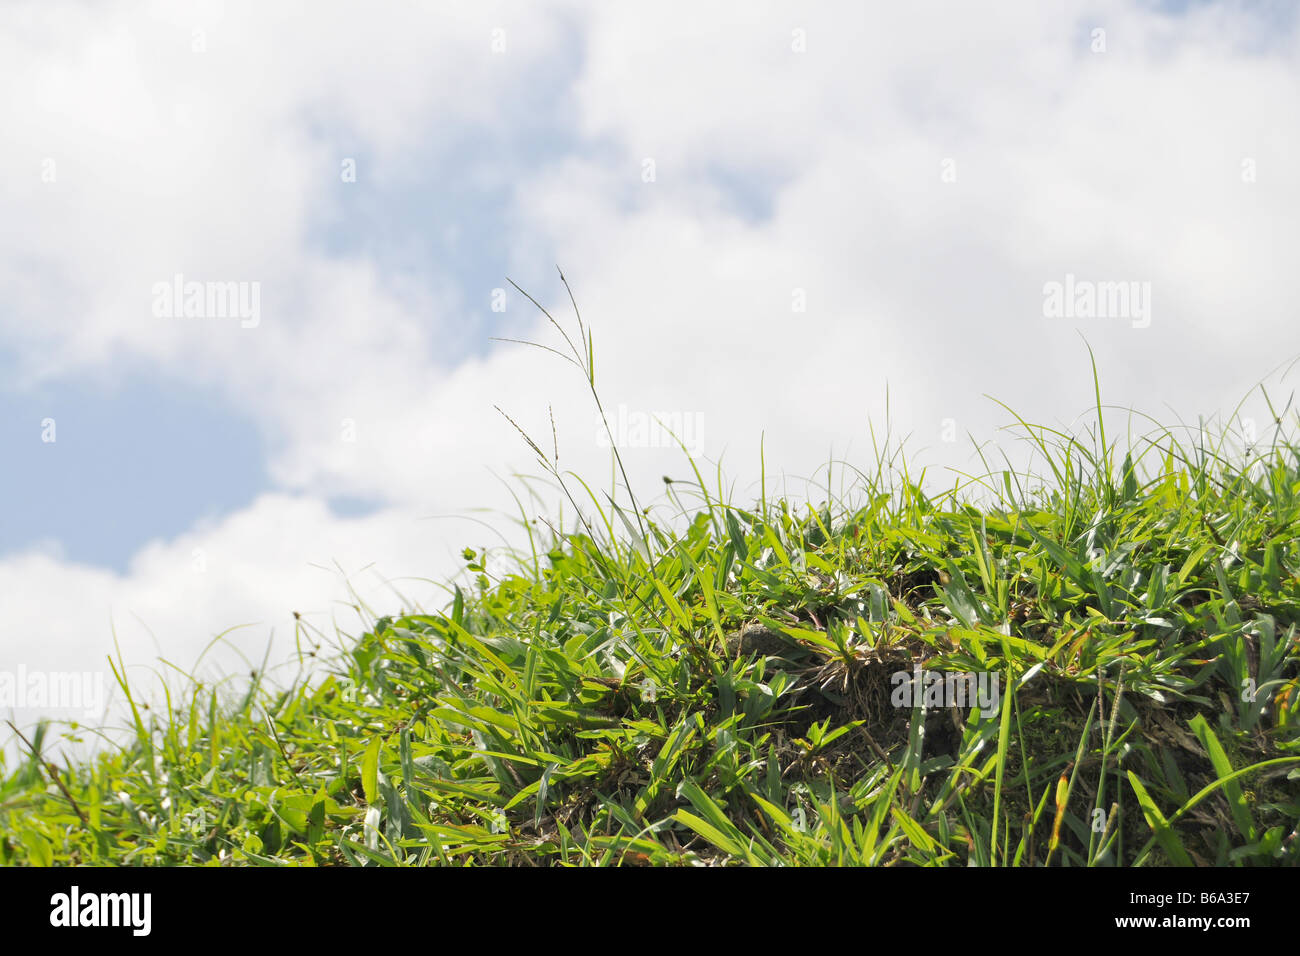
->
[[4, 289, 1300, 866]]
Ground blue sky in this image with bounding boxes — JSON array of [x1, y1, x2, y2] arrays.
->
[[1, 371, 265, 570], [1, 15, 590, 570], [1, 0, 1298, 736]]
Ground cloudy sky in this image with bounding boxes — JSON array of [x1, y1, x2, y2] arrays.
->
[[2, 0, 1298, 736]]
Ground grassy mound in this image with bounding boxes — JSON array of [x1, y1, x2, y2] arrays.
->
[[3, 296, 1299, 866], [4, 440, 1299, 865]]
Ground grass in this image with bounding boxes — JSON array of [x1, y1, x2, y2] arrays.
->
[[3, 283, 1300, 866]]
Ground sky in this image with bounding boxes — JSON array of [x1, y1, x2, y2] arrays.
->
[[2, 0, 1299, 744]]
